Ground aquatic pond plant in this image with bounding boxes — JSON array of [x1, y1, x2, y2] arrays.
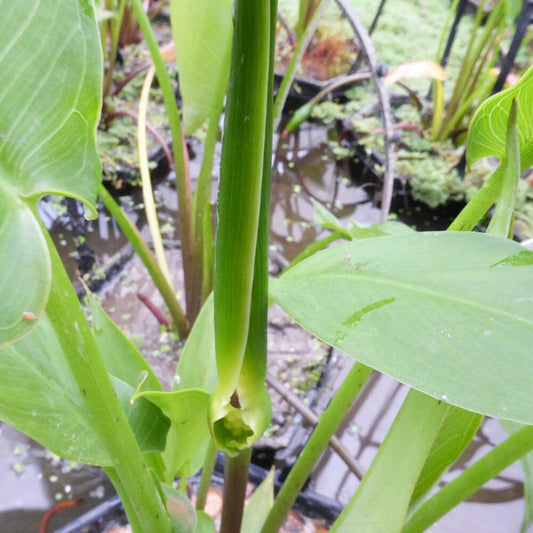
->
[[286, 0, 532, 220], [0, 1, 533, 532]]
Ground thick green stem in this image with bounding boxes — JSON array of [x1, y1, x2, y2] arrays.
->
[[129, 0, 195, 322], [99, 184, 189, 338], [403, 425, 533, 533], [212, 0, 271, 427], [44, 228, 171, 533], [220, 448, 252, 533], [261, 362, 373, 533]]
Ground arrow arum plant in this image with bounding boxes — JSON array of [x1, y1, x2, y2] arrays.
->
[[0, 2, 532, 533]]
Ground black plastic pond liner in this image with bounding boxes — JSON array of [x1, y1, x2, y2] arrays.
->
[[53, 453, 343, 533]]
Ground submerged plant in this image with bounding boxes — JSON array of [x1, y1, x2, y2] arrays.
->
[[0, 3, 532, 533]]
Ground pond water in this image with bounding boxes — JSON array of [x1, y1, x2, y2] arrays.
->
[[0, 122, 527, 532]]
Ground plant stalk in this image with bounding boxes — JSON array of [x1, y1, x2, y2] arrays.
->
[[403, 425, 533, 533], [220, 448, 252, 533], [212, 0, 271, 424], [190, 106, 220, 313], [104, 466, 144, 533], [138, 65, 173, 285], [261, 362, 373, 533], [129, 0, 195, 322], [273, 0, 331, 134], [196, 439, 218, 511], [98, 184, 189, 338], [43, 227, 171, 533], [102, 0, 127, 101]]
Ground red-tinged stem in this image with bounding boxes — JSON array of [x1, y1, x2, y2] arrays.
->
[[138, 292, 170, 327], [113, 62, 152, 96], [39, 500, 80, 533]]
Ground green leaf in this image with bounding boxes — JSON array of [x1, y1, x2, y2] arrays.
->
[[194, 511, 215, 533], [0, 0, 102, 343], [501, 420, 533, 533], [467, 65, 533, 172], [312, 198, 350, 237], [331, 390, 449, 533], [174, 295, 217, 393], [410, 408, 482, 505], [89, 293, 163, 392], [403, 425, 533, 532], [450, 69, 531, 233], [0, 191, 50, 346], [0, 314, 110, 465], [164, 297, 217, 476], [347, 220, 416, 239], [270, 232, 533, 423], [241, 470, 274, 533], [486, 99, 520, 237], [0, 0, 102, 207], [111, 376, 170, 453], [285, 101, 314, 132], [171, 0, 233, 134], [137, 389, 212, 478]]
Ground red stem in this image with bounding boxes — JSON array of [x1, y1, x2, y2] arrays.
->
[[113, 62, 152, 97], [137, 292, 170, 327], [39, 500, 79, 533]]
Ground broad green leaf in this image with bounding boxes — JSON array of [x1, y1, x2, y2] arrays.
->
[[0, 190, 50, 346], [270, 232, 533, 423], [0, 0, 102, 206], [501, 420, 533, 533], [165, 296, 216, 476], [174, 294, 217, 393], [467, 65, 533, 171], [89, 293, 162, 392], [171, 0, 233, 134], [0, 0, 102, 343], [241, 470, 274, 533], [137, 389, 211, 478], [410, 408, 483, 506], [331, 390, 449, 533], [111, 376, 170, 453], [0, 314, 110, 465]]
